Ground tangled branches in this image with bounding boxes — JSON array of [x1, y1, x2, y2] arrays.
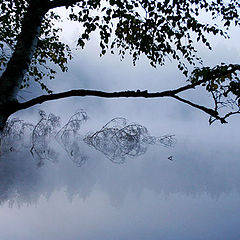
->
[[30, 110, 60, 166], [55, 111, 88, 167], [0, 110, 87, 167], [0, 118, 33, 155], [84, 118, 176, 164], [0, 111, 175, 166]]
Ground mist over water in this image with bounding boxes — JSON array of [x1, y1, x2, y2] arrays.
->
[[1, 125, 239, 207], [0, 124, 239, 240], [0, 18, 240, 240]]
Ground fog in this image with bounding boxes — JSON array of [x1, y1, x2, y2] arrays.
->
[[0, 12, 240, 240]]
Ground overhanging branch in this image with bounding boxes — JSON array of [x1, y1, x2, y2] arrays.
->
[[18, 79, 204, 111], [14, 79, 226, 123], [11, 67, 239, 124]]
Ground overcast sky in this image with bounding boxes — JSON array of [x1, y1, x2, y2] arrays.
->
[[0, 6, 240, 240]]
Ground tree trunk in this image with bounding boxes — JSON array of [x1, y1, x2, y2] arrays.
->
[[0, 100, 19, 131], [0, 0, 48, 128]]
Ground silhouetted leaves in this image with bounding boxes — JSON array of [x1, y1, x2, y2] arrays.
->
[[0, 1, 72, 93], [1, 0, 240, 124], [71, 0, 239, 73], [189, 63, 240, 124], [1, 0, 239, 92]]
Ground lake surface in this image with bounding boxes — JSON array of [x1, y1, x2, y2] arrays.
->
[[0, 113, 239, 240]]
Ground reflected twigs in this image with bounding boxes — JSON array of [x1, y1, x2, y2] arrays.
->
[[55, 111, 88, 167], [0, 118, 33, 155], [30, 110, 60, 167], [0, 111, 176, 166], [84, 118, 176, 164]]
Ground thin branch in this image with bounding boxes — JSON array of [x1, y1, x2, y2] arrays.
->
[[222, 110, 240, 120], [171, 95, 226, 123]]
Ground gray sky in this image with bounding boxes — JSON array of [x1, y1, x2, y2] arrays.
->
[[0, 7, 240, 240]]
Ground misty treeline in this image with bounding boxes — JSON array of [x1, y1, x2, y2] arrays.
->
[[0, 110, 176, 166]]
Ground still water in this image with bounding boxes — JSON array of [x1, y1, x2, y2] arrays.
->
[[0, 111, 239, 240]]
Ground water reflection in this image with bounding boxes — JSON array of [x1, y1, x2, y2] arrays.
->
[[0, 111, 175, 167], [0, 135, 240, 207], [1, 115, 240, 240], [0, 111, 176, 206], [84, 117, 176, 163]]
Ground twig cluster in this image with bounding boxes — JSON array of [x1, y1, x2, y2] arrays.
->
[[0, 111, 175, 166], [84, 117, 176, 164]]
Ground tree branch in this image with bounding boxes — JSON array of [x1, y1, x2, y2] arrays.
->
[[17, 79, 205, 111], [15, 71, 240, 124], [10, 78, 223, 123], [8, 62, 240, 124], [171, 95, 226, 123]]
